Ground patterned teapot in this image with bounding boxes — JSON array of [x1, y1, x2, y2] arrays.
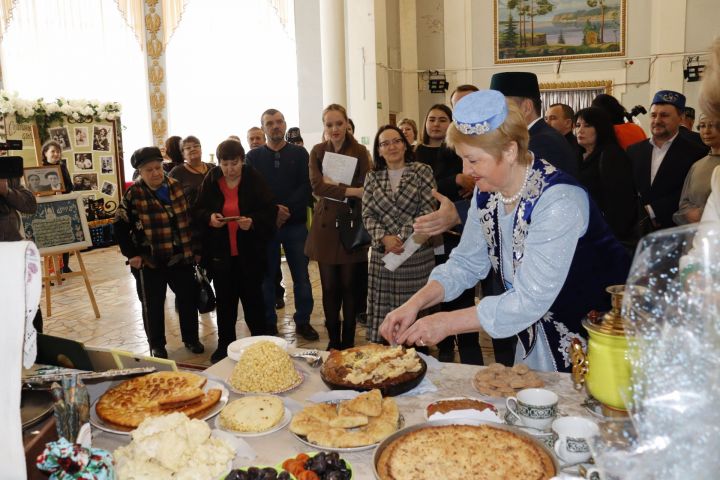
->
[[571, 285, 632, 413]]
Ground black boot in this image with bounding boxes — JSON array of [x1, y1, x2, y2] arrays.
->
[[325, 320, 341, 350], [341, 317, 356, 350]]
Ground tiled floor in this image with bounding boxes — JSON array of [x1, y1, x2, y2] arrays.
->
[[42, 247, 496, 366]]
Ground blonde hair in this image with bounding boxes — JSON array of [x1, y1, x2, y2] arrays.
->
[[446, 99, 530, 165], [700, 36, 720, 119], [322, 104, 348, 123]]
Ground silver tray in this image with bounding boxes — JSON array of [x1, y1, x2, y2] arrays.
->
[[21, 389, 54, 429], [89, 379, 229, 435], [371, 418, 560, 479], [292, 414, 405, 453]]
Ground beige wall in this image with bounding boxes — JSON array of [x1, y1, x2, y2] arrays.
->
[[375, 0, 720, 134]]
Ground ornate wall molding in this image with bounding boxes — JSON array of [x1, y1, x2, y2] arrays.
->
[[143, 0, 168, 146]]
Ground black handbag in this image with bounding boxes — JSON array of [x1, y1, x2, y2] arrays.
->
[[194, 265, 216, 314], [335, 199, 371, 252]]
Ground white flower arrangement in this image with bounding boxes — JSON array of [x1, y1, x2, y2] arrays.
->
[[0, 90, 122, 122]]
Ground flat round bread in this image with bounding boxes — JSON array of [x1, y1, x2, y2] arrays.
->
[[96, 371, 217, 428], [219, 395, 284, 432], [377, 424, 555, 480]]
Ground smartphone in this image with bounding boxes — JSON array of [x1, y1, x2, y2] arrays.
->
[[219, 215, 242, 222]]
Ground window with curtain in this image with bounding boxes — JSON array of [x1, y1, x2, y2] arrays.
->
[[1, 0, 150, 175], [540, 82, 612, 116], [165, 0, 298, 157]]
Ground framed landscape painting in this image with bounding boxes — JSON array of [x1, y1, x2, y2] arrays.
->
[[494, 0, 626, 63]]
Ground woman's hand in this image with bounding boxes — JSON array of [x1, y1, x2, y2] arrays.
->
[[345, 187, 364, 198], [382, 235, 404, 254], [380, 302, 420, 344], [209, 213, 225, 228], [413, 190, 461, 235], [128, 256, 143, 269], [323, 176, 338, 185], [236, 216, 253, 231], [396, 312, 450, 347]]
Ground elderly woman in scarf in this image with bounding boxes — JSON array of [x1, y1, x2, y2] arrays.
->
[[381, 90, 630, 372]]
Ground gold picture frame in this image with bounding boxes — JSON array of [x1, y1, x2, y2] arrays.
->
[[494, 0, 626, 64]]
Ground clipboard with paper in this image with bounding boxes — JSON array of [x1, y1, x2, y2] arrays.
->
[[322, 152, 358, 203]]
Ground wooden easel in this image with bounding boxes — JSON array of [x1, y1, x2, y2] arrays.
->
[[41, 250, 100, 318]]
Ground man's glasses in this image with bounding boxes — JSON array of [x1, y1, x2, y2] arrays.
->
[[378, 138, 404, 149]]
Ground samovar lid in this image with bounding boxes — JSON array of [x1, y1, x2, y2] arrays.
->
[[584, 285, 627, 336]]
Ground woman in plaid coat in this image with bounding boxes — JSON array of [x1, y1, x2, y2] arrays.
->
[[362, 125, 438, 342], [114, 147, 203, 359]]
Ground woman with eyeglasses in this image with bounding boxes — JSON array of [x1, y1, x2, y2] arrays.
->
[[194, 139, 277, 362], [413, 104, 481, 364], [362, 125, 438, 343], [304, 104, 371, 350], [674, 113, 720, 224], [574, 107, 637, 245], [169, 135, 214, 207]]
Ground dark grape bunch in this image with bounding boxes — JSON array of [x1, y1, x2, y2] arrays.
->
[[225, 466, 291, 480], [302, 452, 351, 480]]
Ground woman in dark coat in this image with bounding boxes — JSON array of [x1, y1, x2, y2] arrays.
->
[[574, 107, 638, 245], [305, 104, 371, 350], [194, 139, 277, 363]]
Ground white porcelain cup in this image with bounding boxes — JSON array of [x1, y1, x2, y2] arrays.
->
[[552, 416, 599, 464], [505, 388, 558, 431]]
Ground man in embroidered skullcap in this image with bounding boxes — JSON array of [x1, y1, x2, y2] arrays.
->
[[381, 90, 630, 372], [678, 106, 707, 148], [489, 72, 578, 178], [627, 90, 709, 230]]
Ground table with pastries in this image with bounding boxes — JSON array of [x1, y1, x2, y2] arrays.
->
[[83, 345, 597, 480]]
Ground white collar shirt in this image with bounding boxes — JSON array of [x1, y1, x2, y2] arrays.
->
[[527, 116, 542, 131], [649, 132, 679, 184]]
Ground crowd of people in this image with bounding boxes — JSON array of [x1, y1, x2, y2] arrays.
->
[[108, 69, 720, 370]]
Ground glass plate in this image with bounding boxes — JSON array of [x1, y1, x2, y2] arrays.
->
[[214, 406, 292, 438], [226, 369, 304, 395], [290, 414, 404, 453], [89, 379, 229, 435]]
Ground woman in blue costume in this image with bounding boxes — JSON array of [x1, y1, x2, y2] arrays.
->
[[380, 90, 630, 372]]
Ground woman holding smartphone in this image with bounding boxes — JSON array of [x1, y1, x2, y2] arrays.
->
[[194, 139, 277, 363]]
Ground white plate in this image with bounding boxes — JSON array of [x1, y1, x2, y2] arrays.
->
[[214, 406, 292, 437], [89, 379, 229, 435], [227, 336, 288, 361], [226, 369, 305, 395], [291, 414, 405, 453]]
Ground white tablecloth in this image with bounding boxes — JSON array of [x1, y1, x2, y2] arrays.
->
[[90, 352, 593, 479]]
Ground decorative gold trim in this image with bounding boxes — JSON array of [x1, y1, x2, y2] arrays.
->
[[540, 80, 613, 95], [493, 0, 627, 64]]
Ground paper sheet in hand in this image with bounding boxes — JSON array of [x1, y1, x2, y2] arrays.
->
[[382, 233, 427, 272], [322, 152, 357, 185]]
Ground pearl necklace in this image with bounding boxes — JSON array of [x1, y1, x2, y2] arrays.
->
[[497, 162, 532, 205]]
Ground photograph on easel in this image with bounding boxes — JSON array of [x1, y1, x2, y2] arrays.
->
[[21, 192, 93, 255], [24, 165, 66, 195]]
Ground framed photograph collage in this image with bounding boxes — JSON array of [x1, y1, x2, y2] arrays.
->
[[36, 120, 125, 209]]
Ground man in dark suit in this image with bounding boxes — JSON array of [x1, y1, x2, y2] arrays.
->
[[490, 72, 578, 177], [679, 106, 708, 149], [628, 91, 708, 230], [545, 102, 580, 156]]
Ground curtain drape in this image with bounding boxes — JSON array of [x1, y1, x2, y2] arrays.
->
[[113, 0, 186, 48], [540, 87, 608, 116], [1, 0, 151, 174]]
